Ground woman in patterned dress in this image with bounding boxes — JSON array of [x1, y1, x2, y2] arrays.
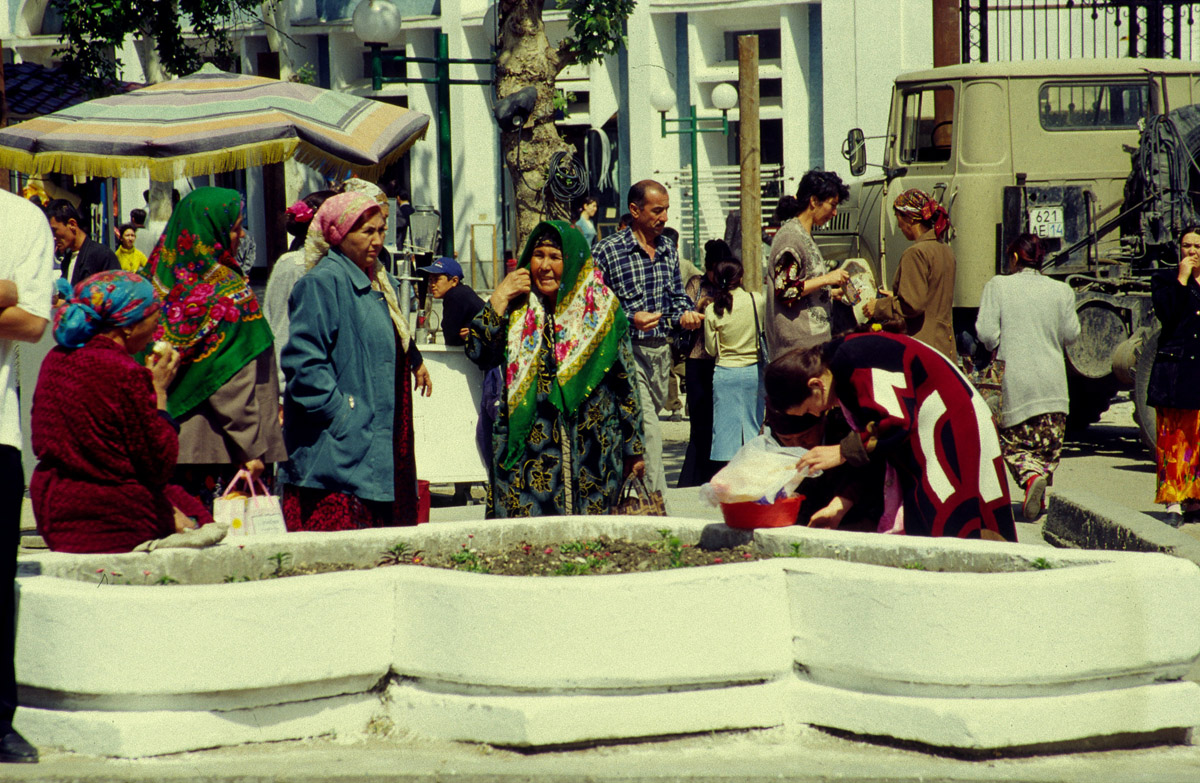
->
[[466, 221, 645, 517], [148, 187, 286, 507], [773, 332, 1016, 541], [975, 233, 1081, 521], [765, 170, 851, 358], [1148, 226, 1200, 526]]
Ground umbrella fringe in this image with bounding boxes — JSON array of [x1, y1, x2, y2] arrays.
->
[[0, 140, 301, 182], [0, 121, 427, 183]]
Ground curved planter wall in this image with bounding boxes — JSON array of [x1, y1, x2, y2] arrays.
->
[[13, 518, 1200, 757]]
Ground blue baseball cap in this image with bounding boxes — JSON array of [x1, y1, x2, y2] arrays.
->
[[417, 257, 464, 279]]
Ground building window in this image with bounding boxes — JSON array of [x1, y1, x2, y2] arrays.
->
[[899, 86, 954, 164], [1038, 82, 1150, 130], [723, 29, 781, 60]]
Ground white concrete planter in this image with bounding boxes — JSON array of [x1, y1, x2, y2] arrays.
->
[[14, 518, 1200, 757]]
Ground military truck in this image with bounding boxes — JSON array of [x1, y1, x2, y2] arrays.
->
[[819, 58, 1200, 446]]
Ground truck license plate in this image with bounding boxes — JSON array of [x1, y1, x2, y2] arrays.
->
[[1029, 206, 1064, 239]]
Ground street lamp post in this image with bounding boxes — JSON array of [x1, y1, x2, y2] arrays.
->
[[650, 83, 738, 260], [353, 0, 492, 256]]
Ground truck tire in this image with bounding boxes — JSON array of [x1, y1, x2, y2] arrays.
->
[[1133, 328, 1159, 452], [1066, 374, 1118, 432]]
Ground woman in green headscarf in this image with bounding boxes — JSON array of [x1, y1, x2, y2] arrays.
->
[[149, 187, 286, 504], [466, 220, 645, 517]]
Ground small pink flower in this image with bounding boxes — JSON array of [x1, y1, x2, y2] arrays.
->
[[143, 570, 151, 576], [544, 547, 554, 555], [468, 534, 474, 539], [96, 568, 105, 573], [713, 558, 723, 564]]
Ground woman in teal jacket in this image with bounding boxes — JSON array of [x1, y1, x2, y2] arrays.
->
[[281, 192, 432, 530]]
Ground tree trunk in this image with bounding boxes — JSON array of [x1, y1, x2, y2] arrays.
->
[[497, 0, 573, 249], [132, 32, 172, 221], [261, 0, 294, 81]]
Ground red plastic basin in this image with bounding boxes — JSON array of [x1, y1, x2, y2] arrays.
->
[[720, 494, 803, 529]]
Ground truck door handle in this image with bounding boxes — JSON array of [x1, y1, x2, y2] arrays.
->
[[933, 182, 948, 201]]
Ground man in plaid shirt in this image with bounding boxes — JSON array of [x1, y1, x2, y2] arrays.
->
[[593, 180, 703, 495]]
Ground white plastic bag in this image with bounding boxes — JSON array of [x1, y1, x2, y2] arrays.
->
[[700, 430, 820, 506], [213, 470, 287, 536]]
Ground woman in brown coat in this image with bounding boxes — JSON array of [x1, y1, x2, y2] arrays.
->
[[864, 189, 957, 360]]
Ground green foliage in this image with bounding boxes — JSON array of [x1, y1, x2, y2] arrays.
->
[[291, 62, 318, 86], [450, 548, 489, 574], [656, 528, 685, 569], [52, 0, 261, 89], [268, 551, 293, 577], [1031, 557, 1054, 570], [156, 574, 179, 585], [378, 542, 422, 567], [557, 0, 637, 65], [901, 561, 926, 571]]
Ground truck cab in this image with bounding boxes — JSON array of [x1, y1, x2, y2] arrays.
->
[[820, 59, 1200, 430]]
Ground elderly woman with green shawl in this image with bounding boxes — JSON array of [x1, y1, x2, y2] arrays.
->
[[149, 187, 286, 504], [466, 221, 645, 517]]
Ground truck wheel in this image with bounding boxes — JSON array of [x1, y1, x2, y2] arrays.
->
[[1066, 374, 1118, 432], [1133, 328, 1159, 451]]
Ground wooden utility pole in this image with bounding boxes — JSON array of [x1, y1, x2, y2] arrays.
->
[[0, 40, 9, 192], [738, 34, 761, 292]]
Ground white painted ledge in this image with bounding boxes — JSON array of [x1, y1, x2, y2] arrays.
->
[[13, 518, 1200, 757]]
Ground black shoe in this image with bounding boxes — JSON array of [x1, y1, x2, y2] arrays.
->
[[0, 729, 38, 763]]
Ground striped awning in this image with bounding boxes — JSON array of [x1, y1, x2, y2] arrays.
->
[[0, 64, 431, 182]]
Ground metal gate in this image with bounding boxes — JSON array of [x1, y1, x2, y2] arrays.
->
[[960, 1, 1200, 63]]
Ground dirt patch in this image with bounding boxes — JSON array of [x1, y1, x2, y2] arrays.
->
[[395, 533, 768, 576]]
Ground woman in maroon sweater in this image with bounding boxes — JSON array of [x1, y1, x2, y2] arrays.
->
[[31, 271, 212, 553]]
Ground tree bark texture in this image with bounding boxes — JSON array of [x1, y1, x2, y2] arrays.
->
[[497, 0, 575, 249]]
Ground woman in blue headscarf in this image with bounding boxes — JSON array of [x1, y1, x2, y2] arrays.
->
[[31, 271, 214, 553]]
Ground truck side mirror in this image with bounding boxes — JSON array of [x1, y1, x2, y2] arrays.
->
[[844, 129, 867, 177]]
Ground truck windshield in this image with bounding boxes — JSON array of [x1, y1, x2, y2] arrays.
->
[[899, 87, 955, 164], [1039, 82, 1150, 130]]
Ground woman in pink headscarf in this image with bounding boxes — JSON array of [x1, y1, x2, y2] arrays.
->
[[280, 192, 432, 531], [863, 189, 958, 360]]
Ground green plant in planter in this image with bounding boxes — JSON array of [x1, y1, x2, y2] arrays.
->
[[268, 551, 293, 577], [1031, 557, 1054, 570], [450, 547, 488, 574], [378, 542, 422, 566], [656, 528, 685, 568]]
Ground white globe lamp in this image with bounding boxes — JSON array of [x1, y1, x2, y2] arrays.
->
[[650, 86, 676, 114], [353, 0, 403, 44], [711, 83, 738, 111]]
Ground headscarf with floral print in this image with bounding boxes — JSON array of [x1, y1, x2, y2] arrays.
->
[[501, 220, 629, 470], [52, 271, 160, 349], [893, 188, 952, 242], [147, 187, 273, 418]]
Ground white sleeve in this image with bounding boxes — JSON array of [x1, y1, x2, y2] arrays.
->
[[12, 201, 54, 322], [975, 278, 1001, 351]]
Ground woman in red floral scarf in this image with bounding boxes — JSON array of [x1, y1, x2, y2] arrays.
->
[[148, 187, 286, 507]]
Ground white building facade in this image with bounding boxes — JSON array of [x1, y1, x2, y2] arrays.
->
[[4, 0, 934, 273]]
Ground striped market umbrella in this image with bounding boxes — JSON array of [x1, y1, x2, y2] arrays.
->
[[0, 64, 430, 182]]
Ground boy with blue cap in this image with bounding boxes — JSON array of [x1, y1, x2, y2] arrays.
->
[[417, 257, 485, 347]]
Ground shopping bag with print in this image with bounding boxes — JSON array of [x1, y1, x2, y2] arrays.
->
[[245, 478, 287, 535], [212, 469, 254, 536]]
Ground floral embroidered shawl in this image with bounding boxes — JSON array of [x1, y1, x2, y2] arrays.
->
[[148, 187, 273, 418], [502, 220, 629, 469]]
